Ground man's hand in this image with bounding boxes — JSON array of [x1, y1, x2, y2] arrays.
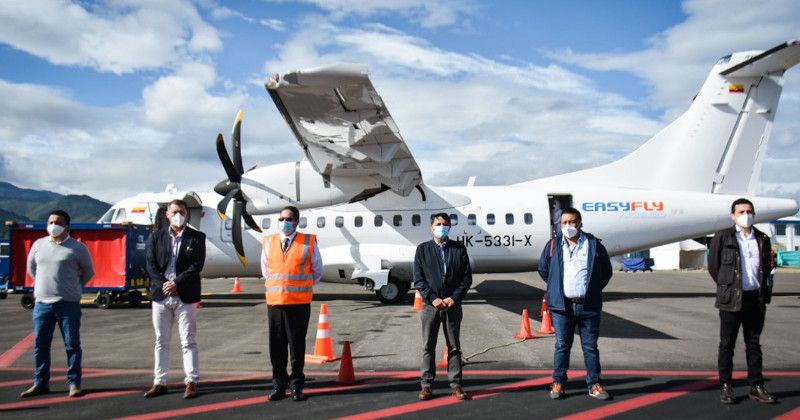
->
[[432, 297, 446, 310], [162, 280, 178, 297], [443, 297, 456, 309]]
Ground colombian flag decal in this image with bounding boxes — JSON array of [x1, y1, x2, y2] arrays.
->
[[131, 207, 146, 213], [729, 84, 745, 93]]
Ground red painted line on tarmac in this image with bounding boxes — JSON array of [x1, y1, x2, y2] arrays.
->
[[554, 376, 719, 420], [0, 389, 136, 410], [333, 375, 558, 420], [0, 332, 34, 367], [772, 407, 800, 420]]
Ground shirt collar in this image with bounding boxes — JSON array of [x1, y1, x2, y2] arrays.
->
[[170, 226, 185, 239], [735, 224, 754, 239], [49, 234, 70, 245], [280, 231, 298, 242]]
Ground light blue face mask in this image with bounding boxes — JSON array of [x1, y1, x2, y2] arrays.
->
[[278, 220, 295, 234], [433, 225, 450, 239]]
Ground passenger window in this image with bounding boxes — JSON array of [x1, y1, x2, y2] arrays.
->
[[467, 214, 476, 225], [374, 215, 383, 227], [412, 214, 421, 226], [524, 213, 533, 225], [336, 216, 344, 228], [260, 217, 271, 230], [506, 213, 514, 225], [487, 213, 495, 225], [393, 215, 403, 227], [299, 217, 307, 229], [317, 217, 326, 228], [450, 214, 458, 226], [355, 216, 363, 227]]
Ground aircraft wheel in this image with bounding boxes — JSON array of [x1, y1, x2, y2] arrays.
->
[[21, 294, 35, 309], [128, 290, 143, 307], [375, 278, 403, 304], [95, 293, 113, 309]]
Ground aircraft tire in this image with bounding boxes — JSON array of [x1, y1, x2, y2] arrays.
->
[[375, 278, 404, 304]]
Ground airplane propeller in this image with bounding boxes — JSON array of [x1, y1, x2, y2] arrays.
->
[[214, 110, 261, 266]]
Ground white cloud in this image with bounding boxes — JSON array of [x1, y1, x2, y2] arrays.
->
[[0, 0, 222, 74]]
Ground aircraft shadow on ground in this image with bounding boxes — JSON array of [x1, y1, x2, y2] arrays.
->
[[471, 280, 676, 340]]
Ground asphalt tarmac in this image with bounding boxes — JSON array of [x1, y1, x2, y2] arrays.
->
[[1, 269, 799, 419]]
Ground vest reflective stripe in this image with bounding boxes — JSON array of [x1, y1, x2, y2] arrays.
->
[[263, 233, 316, 305]]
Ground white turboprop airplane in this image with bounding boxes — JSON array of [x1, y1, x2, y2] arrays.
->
[[102, 40, 800, 303]]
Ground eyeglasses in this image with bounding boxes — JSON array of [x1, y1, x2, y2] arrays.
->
[[278, 217, 294, 222]]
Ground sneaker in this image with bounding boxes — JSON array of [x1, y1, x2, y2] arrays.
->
[[589, 383, 610, 400], [20, 384, 50, 398], [69, 385, 84, 397], [549, 383, 564, 400]]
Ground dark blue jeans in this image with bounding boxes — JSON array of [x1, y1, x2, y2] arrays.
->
[[33, 301, 82, 387], [551, 302, 602, 387]]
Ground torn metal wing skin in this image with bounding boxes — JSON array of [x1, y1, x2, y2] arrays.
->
[[266, 63, 423, 197]]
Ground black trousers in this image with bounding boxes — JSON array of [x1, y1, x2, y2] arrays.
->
[[267, 303, 310, 390], [718, 291, 766, 386]]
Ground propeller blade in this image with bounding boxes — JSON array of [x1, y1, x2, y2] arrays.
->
[[232, 200, 247, 266], [216, 189, 237, 220], [242, 210, 262, 232], [246, 161, 260, 172], [232, 110, 244, 175], [216, 133, 241, 183]]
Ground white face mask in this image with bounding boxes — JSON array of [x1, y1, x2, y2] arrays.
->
[[47, 223, 65, 238], [170, 212, 186, 228], [561, 224, 578, 239], [735, 213, 753, 229]]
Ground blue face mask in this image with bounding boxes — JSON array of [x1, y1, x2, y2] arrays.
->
[[278, 220, 295, 234], [433, 225, 449, 239]]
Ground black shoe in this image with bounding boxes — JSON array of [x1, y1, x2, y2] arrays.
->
[[268, 388, 286, 401], [291, 388, 305, 401], [749, 385, 777, 403], [720, 383, 735, 404]]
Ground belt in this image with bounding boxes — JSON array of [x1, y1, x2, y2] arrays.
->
[[566, 297, 584, 304]]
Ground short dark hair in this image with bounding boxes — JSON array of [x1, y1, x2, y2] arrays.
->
[[430, 212, 451, 226], [168, 199, 188, 210], [561, 207, 582, 222], [731, 198, 754, 214], [50, 209, 71, 225], [282, 206, 300, 221]]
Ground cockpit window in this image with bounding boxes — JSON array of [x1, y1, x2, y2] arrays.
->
[[99, 208, 115, 223], [113, 209, 127, 223]]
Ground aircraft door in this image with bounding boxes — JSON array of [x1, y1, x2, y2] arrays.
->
[[548, 194, 573, 237]]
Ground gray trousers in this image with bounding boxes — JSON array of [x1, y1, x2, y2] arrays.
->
[[420, 303, 463, 388]]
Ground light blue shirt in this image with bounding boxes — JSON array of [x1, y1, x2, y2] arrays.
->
[[561, 233, 589, 298], [735, 226, 760, 291]]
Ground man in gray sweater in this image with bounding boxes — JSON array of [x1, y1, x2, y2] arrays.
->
[[22, 210, 94, 398]]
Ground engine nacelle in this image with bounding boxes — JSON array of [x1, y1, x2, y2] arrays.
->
[[240, 160, 384, 214]]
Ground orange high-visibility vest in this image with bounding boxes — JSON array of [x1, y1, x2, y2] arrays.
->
[[263, 233, 316, 305]]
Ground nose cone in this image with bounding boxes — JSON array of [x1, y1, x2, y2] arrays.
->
[[214, 179, 237, 196]]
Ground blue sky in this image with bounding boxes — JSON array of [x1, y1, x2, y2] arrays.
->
[[0, 0, 798, 207]]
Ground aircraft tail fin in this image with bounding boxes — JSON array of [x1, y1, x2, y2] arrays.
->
[[528, 40, 800, 194]]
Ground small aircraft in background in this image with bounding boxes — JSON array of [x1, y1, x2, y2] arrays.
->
[[102, 40, 800, 303]]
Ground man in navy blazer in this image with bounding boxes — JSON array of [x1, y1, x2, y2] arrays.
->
[[144, 199, 205, 399], [413, 212, 472, 401]]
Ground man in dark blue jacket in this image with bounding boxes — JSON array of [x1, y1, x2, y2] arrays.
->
[[538, 207, 612, 401], [414, 213, 472, 401]]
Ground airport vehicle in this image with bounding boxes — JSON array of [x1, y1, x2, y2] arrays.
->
[[101, 40, 800, 303], [6, 222, 151, 309]]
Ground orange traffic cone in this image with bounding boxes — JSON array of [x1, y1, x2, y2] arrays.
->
[[231, 277, 242, 293], [411, 290, 423, 311], [536, 307, 555, 335], [437, 346, 450, 367], [306, 304, 341, 364], [539, 293, 549, 317], [334, 341, 361, 385], [514, 309, 536, 339]]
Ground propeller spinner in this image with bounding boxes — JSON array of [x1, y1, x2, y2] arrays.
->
[[214, 110, 261, 265]]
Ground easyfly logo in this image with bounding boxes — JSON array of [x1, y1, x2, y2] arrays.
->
[[582, 201, 664, 212]]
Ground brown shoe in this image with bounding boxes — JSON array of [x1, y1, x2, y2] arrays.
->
[[418, 386, 433, 400], [20, 384, 49, 398], [451, 385, 470, 400], [69, 385, 84, 397], [749, 385, 777, 403], [184, 382, 198, 399], [144, 384, 168, 398]]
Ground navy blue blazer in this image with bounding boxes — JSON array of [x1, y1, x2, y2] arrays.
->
[[146, 226, 206, 304], [413, 239, 472, 305]]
